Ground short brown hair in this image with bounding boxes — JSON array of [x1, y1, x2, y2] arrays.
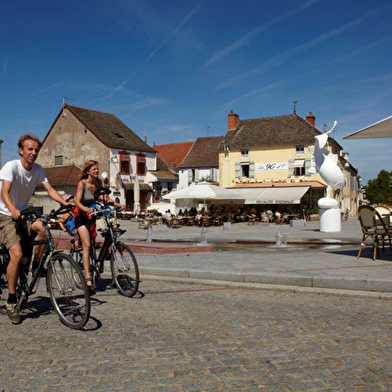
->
[[81, 160, 99, 180], [18, 134, 43, 151]]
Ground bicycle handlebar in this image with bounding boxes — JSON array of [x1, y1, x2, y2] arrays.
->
[[18, 204, 73, 222]]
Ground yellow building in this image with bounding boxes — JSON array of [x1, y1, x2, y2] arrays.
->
[[219, 111, 359, 216]]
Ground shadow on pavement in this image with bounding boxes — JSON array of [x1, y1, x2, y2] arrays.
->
[[83, 315, 102, 331], [328, 247, 392, 261]]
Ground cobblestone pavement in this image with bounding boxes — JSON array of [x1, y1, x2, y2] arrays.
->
[[1, 278, 392, 391]]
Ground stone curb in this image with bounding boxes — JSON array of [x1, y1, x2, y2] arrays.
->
[[139, 267, 392, 293], [141, 275, 392, 300]]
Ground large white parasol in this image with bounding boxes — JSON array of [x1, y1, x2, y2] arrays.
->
[[343, 115, 392, 139]]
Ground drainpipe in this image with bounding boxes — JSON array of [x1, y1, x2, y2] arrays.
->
[[0, 138, 3, 169], [223, 140, 230, 188]]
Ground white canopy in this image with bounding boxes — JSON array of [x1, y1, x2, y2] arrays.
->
[[164, 183, 309, 205], [163, 182, 244, 201], [343, 115, 392, 139], [238, 187, 309, 204]]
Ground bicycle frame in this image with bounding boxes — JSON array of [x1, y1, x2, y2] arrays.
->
[[73, 207, 123, 276], [1, 207, 71, 304]]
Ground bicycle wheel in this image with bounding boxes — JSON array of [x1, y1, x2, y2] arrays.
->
[[46, 252, 90, 329], [110, 242, 139, 297], [70, 248, 100, 289]]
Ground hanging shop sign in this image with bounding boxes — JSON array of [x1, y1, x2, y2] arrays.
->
[[256, 162, 288, 171]]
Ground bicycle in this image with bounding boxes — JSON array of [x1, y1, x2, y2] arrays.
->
[[0, 205, 90, 329], [70, 206, 139, 298]]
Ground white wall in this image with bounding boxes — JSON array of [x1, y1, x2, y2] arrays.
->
[[178, 169, 189, 189], [178, 167, 219, 189], [108, 149, 157, 206]]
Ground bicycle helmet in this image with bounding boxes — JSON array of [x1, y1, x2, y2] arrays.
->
[[94, 187, 111, 200]]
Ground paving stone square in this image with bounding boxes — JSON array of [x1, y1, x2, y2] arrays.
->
[[1, 278, 392, 391]]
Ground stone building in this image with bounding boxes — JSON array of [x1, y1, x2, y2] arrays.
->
[[37, 104, 174, 211], [219, 111, 359, 216]]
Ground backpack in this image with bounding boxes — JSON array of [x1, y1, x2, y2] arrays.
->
[[64, 215, 76, 236]]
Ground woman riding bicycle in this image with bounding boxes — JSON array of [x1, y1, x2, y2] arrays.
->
[[74, 160, 122, 294]]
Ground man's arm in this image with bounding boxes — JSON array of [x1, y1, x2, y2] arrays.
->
[[42, 182, 68, 205], [1, 180, 20, 219]]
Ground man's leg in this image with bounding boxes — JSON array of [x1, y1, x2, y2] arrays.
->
[[30, 220, 47, 270], [6, 242, 23, 324], [7, 242, 23, 295]]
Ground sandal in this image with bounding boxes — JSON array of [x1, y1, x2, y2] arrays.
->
[[85, 277, 96, 295]]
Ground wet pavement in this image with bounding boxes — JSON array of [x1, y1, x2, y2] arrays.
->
[[52, 218, 392, 295]]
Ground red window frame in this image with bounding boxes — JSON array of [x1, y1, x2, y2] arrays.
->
[[119, 151, 130, 175], [137, 153, 146, 175]]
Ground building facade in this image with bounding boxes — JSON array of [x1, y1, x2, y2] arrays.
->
[[37, 104, 174, 211], [219, 111, 359, 215], [178, 136, 223, 189]]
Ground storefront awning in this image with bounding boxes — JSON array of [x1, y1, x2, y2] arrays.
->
[[123, 182, 152, 191], [239, 186, 309, 204], [294, 159, 305, 167]]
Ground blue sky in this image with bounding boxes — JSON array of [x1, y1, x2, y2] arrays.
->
[[1, 0, 392, 183]]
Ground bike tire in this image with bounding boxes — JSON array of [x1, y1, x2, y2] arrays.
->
[[70, 248, 100, 289], [46, 252, 90, 330], [110, 242, 139, 298]]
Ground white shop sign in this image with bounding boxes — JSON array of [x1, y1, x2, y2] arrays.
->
[[256, 162, 288, 171]]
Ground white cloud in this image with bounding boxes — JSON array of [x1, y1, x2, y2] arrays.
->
[[215, 4, 392, 90], [202, 0, 318, 68]]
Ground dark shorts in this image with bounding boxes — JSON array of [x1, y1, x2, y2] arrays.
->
[[0, 214, 33, 250], [75, 214, 97, 239]]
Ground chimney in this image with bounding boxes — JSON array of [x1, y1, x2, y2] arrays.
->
[[306, 112, 315, 127], [228, 110, 240, 131]]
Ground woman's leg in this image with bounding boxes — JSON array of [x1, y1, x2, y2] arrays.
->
[[76, 225, 92, 285]]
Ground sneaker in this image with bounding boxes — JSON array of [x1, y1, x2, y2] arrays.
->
[[6, 302, 21, 324]]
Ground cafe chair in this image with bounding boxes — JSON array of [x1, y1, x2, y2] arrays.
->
[[357, 205, 391, 260]]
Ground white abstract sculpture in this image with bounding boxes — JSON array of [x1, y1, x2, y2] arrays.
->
[[308, 121, 345, 232]]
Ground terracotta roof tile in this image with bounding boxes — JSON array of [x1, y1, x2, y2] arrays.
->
[[220, 114, 323, 149], [59, 104, 155, 153], [179, 136, 224, 168], [153, 141, 194, 171], [42, 164, 82, 186]]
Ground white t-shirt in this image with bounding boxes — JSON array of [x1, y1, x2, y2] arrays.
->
[[0, 160, 48, 216]]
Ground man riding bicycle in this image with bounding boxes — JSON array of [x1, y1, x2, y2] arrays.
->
[[0, 134, 69, 324]]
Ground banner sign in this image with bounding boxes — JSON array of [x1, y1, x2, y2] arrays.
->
[[256, 199, 300, 204], [256, 162, 288, 171]]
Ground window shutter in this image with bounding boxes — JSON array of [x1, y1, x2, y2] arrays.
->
[[305, 159, 312, 175], [249, 161, 255, 178], [288, 159, 295, 176], [194, 169, 199, 182], [235, 162, 241, 179], [187, 170, 192, 183]]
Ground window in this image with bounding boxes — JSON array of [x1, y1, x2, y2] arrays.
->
[[294, 166, 305, 176], [241, 164, 249, 178], [241, 149, 249, 157], [54, 155, 63, 166], [168, 182, 173, 192], [294, 159, 305, 176], [119, 151, 130, 174], [137, 153, 146, 175], [296, 145, 304, 154]]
